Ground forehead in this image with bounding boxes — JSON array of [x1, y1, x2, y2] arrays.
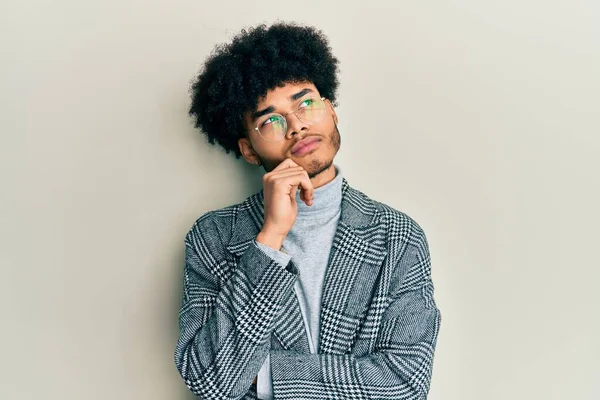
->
[[256, 81, 318, 107]]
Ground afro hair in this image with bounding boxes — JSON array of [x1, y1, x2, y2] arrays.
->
[[188, 21, 341, 159]]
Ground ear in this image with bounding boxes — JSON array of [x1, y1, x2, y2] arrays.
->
[[238, 137, 261, 166]]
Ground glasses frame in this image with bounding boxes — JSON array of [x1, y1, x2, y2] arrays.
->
[[247, 96, 328, 143]]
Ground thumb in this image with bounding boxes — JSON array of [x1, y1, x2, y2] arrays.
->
[[290, 184, 299, 206]]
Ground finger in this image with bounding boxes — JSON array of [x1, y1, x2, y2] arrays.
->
[[290, 182, 299, 207], [271, 158, 300, 172], [297, 174, 314, 205], [266, 168, 305, 184], [277, 170, 312, 205], [263, 166, 303, 186], [268, 166, 304, 177], [271, 170, 314, 204]]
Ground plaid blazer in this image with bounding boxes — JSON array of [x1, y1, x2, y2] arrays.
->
[[174, 178, 442, 399]]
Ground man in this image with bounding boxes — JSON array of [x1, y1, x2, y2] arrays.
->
[[174, 21, 442, 400]]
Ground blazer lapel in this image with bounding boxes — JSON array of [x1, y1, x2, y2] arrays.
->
[[318, 178, 388, 355]]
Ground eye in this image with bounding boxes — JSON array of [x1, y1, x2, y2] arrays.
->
[[298, 98, 314, 108], [261, 115, 277, 127]]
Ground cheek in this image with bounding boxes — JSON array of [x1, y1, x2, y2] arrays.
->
[[319, 119, 336, 138], [254, 141, 288, 159]]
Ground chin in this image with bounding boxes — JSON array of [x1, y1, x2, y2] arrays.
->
[[304, 158, 334, 179]]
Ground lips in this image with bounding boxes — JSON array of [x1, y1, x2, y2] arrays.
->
[[291, 136, 320, 154]]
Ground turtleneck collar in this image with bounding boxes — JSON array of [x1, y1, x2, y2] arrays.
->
[[295, 164, 343, 218]]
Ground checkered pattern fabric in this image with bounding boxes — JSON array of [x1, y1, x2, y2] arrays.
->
[[174, 178, 442, 399]]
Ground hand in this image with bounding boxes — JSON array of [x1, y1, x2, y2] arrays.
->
[[257, 159, 314, 249]]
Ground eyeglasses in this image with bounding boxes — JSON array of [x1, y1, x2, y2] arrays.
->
[[248, 96, 327, 143]]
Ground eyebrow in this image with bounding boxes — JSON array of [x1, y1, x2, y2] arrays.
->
[[251, 88, 314, 121]]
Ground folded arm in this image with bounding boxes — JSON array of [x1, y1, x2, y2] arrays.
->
[[270, 225, 442, 400], [174, 213, 298, 399]]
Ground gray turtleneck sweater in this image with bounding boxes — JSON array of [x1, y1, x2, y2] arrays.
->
[[253, 164, 343, 399]]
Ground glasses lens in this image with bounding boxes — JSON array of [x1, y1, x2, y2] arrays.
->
[[258, 115, 286, 142], [255, 98, 326, 142], [296, 97, 326, 124]]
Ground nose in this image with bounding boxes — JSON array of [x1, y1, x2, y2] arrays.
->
[[285, 112, 309, 139]]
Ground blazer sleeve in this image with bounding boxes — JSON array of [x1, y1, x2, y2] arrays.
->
[[174, 212, 298, 399], [269, 224, 442, 400]]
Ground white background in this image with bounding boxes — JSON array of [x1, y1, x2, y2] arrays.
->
[[1, 1, 599, 399]]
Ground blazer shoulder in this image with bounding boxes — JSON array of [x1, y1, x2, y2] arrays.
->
[[185, 200, 244, 246], [371, 198, 428, 246]]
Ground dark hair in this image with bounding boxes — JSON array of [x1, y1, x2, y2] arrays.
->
[[188, 21, 341, 158]]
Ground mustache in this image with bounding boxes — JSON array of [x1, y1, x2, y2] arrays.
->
[[289, 134, 321, 152]]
